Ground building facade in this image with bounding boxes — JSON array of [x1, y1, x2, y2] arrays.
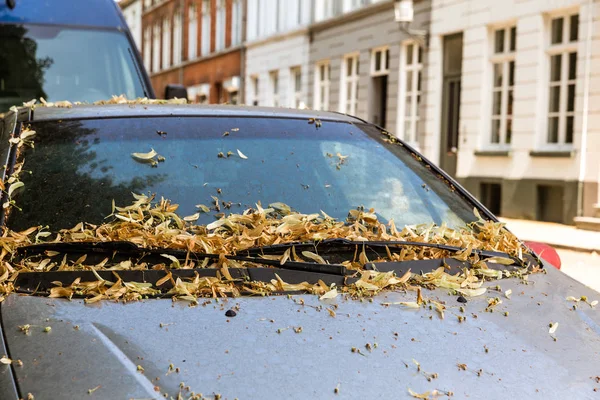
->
[[244, 0, 313, 108], [121, 0, 143, 50], [426, 0, 600, 225], [141, 0, 243, 102]]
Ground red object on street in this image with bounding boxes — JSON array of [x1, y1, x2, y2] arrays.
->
[[524, 241, 561, 269]]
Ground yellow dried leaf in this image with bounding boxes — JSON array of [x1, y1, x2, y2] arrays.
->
[[7, 181, 24, 197], [195, 204, 210, 213], [456, 287, 487, 297], [504, 289, 512, 299], [549, 322, 559, 335], [0, 356, 12, 364], [183, 213, 200, 222], [319, 288, 338, 300], [302, 251, 326, 264], [131, 148, 157, 160]]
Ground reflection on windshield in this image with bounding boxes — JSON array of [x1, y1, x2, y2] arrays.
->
[[0, 24, 145, 112], [9, 117, 475, 231]]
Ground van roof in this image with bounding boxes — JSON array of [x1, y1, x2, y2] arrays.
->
[[0, 0, 125, 29]]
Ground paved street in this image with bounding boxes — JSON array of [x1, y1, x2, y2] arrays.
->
[[557, 249, 600, 294]]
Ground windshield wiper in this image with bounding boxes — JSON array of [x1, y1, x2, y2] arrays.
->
[[17, 241, 348, 276], [242, 238, 533, 267]]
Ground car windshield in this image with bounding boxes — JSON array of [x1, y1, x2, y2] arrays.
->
[[0, 24, 146, 112], [7, 114, 477, 232]]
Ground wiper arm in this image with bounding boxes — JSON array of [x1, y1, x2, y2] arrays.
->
[[17, 241, 348, 276], [243, 238, 530, 266]]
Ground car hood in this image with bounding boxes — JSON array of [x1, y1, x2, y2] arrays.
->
[[1, 266, 599, 399]]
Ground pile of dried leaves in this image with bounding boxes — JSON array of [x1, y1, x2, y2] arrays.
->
[[0, 98, 538, 304]]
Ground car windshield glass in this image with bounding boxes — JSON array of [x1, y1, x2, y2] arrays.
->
[[7, 115, 477, 232], [0, 24, 145, 112]]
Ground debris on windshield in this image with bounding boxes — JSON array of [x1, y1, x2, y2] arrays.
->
[[196, 204, 211, 213], [217, 152, 225, 158], [237, 149, 248, 159], [131, 148, 165, 167], [156, 130, 167, 137], [225, 309, 237, 317], [549, 322, 559, 335]]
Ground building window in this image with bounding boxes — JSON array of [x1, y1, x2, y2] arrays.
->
[[143, 27, 152, 71], [340, 54, 359, 115], [250, 76, 259, 106], [314, 61, 330, 110], [399, 42, 422, 143], [215, 0, 226, 51], [290, 67, 303, 108], [480, 182, 502, 216], [152, 23, 161, 73], [162, 17, 171, 69], [270, 71, 279, 107], [490, 26, 516, 145], [188, 4, 198, 60], [201, 0, 211, 56], [546, 12, 578, 145], [371, 47, 390, 76], [231, 0, 242, 47], [173, 11, 183, 65]]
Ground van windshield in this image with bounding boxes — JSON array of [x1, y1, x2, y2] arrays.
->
[[0, 24, 146, 112]]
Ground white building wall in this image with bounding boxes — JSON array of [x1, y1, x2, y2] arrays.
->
[[427, 0, 600, 185], [122, 0, 143, 50], [244, 34, 311, 107]]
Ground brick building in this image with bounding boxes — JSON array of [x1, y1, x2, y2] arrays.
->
[[141, 0, 243, 103]]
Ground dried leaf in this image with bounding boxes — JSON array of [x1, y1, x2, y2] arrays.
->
[[302, 251, 326, 264], [549, 322, 559, 335], [0, 355, 12, 364], [131, 148, 157, 161], [7, 181, 24, 197], [236, 149, 248, 159], [195, 204, 210, 213], [456, 287, 487, 297], [183, 213, 200, 222], [504, 289, 512, 299], [319, 288, 338, 300]]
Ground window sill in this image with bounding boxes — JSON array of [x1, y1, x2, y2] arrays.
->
[[474, 149, 511, 157], [529, 150, 575, 158]]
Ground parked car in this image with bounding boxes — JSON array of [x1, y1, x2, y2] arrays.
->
[[0, 102, 597, 399], [0, 0, 154, 112]]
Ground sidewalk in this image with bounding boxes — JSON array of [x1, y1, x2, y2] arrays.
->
[[500, 217, 600, 253]]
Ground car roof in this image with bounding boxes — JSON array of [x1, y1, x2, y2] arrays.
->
[[0, 0, 124, 28], [29, 104, 367, 124]]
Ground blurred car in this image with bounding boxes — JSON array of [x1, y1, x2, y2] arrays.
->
[[0, 103, 597, 399], [0, 0, 154, 112]]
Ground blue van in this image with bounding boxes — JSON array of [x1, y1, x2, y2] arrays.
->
[[0, 0, 155, 111]]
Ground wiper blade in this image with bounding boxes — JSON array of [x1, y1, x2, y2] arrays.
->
[[17, 241, 348, 276], [243, 238, 530, 266]]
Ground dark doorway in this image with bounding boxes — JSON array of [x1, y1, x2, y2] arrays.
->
[[370, 75, 388, 128], [440, 33, 463, 177], [480, 182, 502, 216], [537, 185, 564, 223]]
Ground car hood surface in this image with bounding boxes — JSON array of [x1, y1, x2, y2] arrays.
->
[[1, 266, 599, 399]]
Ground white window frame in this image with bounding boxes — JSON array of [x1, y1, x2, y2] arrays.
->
[[173, 11, 183, 66], [269, 70, 279, 107], [231, 0, 242, 47], [488, 24, 516, 147], [544, 10, 579, 148], [201, 0, 211, 56], [152, 23, 161, 73], [339, 53, 359, 115], [215, 0, 226, 51], [162, 17, 171, 70], [249, 75, 260, 106], [397, 41, 422, 144], [371, 46, 390, 76], [143, 27, 152, 71], [290, 66, 303, 108], [188, 4, 198, 60], [314, 61, 331, 110]]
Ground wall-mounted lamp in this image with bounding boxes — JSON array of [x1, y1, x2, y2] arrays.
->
[[394, 0, 429, 47]]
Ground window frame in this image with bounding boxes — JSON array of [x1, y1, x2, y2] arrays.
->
[[313, 60, 331, 111], [269, 70, 279, 107], [290, 66, 303, 108], [488, 24, 516, 147], [339, 53, 360, 115], [370, 46, 390, 76], [397, 41, 423, 145], [543, 10, 579, 148]]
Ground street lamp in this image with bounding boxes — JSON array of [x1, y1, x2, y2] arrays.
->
[[394, 0, 429, 47]]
